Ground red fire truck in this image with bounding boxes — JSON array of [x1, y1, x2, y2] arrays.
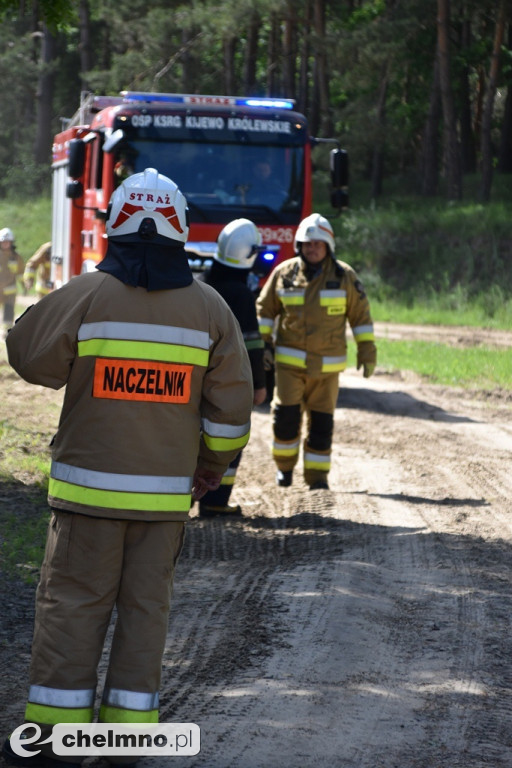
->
[[51, 91, 348, 288]]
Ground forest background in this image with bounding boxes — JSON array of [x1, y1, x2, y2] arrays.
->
[[0, 0, 512, 323]]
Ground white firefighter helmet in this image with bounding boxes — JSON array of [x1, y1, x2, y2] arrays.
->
[[215, 218, 262, 269], [0, 227, 14, 242], [106, 167, 189, 244], [294, 213, 335, 256]]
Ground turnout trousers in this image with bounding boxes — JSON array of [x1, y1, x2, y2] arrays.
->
[[25, 510, 184, 760], [272, 366, 339, 486]]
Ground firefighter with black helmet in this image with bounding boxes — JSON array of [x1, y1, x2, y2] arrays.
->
[[4, 169, 253, 766], [256, 212, 376, 491], [196, 217, 267, 517]]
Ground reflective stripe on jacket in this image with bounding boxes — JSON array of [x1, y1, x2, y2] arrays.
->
[[6, 271, 253, 521], [257, 256, 376, 376]]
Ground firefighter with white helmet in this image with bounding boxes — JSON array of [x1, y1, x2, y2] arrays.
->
[[4, 168, 253, 763], [195, 218, 266, 517], [257, 212, 376, 490], [0, 227, 24, 331]]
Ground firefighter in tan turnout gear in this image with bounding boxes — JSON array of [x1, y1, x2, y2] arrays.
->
[[4, 168, 253, 766], [23, 241, 52, 299], [257, 213, 376, 491], [0, 227, 24, 330]]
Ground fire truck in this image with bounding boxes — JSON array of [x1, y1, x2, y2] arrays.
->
[[51, 91, 348, 288]]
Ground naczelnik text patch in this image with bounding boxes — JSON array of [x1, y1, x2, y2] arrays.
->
[[93, 358, 192, 403]]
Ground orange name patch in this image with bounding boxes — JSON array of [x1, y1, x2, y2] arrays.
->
[[93, 358, 192, 403]]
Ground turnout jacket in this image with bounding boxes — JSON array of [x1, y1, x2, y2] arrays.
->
[[6, 271, 253, 521], [257, 255, 376, 376], [23, 241, 52, 296]]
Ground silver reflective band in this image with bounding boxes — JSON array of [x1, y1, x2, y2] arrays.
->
[[78, 321, 212, 350], [28, 685, 95, 708], [51, 462, 192, 494], [273, 440, 300, 451], [259, 317, 274, 329], [103, 688, 159, 711], [353, 324, 374, 335], [304, 452, 331, 465], [201, 418, 251, 438], [320, 289, 346, 298], [322, 356, 346, 365], [275, 346, 307, 361]]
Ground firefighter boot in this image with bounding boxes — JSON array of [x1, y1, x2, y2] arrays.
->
[[276, 470, 293, 487], [199, 503, 243, 518]]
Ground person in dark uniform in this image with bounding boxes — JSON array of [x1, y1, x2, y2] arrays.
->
[[196, 218, 267, 517]]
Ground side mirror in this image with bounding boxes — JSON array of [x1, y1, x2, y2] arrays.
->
[[68, 139, 86, 179], [330, 149, 348, 188], [330, 149, 349, 211], [66, 180, 83, 199]]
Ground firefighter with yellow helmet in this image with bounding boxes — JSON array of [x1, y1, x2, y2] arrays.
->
[[0, 227, 24, 330], [257, 212, 376, 490], [4, 168, 253, 764]]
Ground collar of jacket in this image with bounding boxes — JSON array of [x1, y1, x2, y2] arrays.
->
[[208, 260, 251, 284], [97, 238, 193, 291]]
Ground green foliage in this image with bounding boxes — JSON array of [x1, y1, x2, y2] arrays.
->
[[333, 177, 512, 301], [374, 339, 512, 390], [0, 196, 51, 262]]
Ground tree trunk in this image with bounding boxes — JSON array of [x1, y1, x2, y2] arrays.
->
[[243, 11, 260, 95], [282, 1, 297, 99], [436, 0, 462, 200], [297, 0, 312, 115], [34, 24, 56, 166], [480, 0, 506, 201], [421, 48, 441, 196], [312, 0, 333, 136], [223, 35, 236, 95], [371, 63, 389, 198], [459, 19, 476, 174], [78, 0, 92, 89], [266, 12, 280, 96]]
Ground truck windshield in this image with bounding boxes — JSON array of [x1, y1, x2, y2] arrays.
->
[[113, 141, 305, 225]]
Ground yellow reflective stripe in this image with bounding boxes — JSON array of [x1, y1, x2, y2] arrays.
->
[[272, 446, 299, 457], [321, 358, 347, 372], [202, 432, 250, 452], [220, 475, 236, 486], [280, 295, 305, 305], [49, 478, 191, 512], [275, 352, 307, 368], [25, 703, 93, 725], [258, 322, 273, 335], [304, 460, 332, 470], [320, 297, 346, 308], [78, 338, 209, 366], [353, 324, 375, 342], [99, 705, 158, 724]]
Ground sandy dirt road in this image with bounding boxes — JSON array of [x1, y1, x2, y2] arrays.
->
[[1, 329, 512, 768]]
